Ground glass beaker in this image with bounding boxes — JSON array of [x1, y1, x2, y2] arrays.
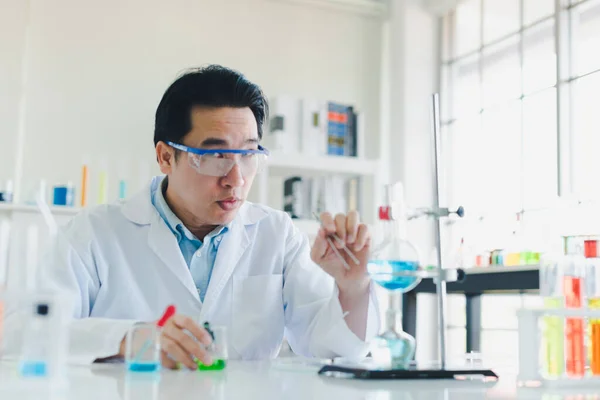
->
[[125, 323, 161, 373], [196, 323, 228, 371]]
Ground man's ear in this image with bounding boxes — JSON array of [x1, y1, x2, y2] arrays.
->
[[156, 141, 175, 174]]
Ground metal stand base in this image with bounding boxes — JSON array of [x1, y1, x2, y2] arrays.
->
[[318, 365, 498, 380]]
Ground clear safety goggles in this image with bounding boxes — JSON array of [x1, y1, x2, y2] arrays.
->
[[167, 141, 270, 177]]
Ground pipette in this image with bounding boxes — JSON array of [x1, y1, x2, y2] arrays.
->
[[312, 212, 359, 270], [156, 305, 176, 328], [133, 304, 176, 364]]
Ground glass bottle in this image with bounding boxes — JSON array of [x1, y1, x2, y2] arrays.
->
[[368, 182, 420, 369]]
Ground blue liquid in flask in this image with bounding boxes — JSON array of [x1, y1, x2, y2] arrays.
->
[[368, 260, 419, 291], [127, 362, 160, 372]]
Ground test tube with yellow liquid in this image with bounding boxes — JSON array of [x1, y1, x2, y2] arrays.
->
[[98, 159, 109, 205], [540, 255, 564, 378]]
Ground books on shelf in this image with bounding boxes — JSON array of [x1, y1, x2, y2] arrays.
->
[[264, 95, 363, 158], [283, 175, 361, 220]]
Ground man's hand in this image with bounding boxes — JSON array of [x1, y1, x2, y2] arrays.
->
[[119, 315, 214, 370], [310, 210, 371, 295]]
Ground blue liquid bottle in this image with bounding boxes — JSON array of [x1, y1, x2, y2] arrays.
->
[[19, 303, 52, 377]]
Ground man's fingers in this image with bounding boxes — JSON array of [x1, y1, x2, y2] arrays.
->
[[163, 324, 203, 363], [345, 210, 359, 244], [319, 212, 336, 232], [160, 350, 178, 370], [168, 316, 214, 365], [172, 315, 212, 346], [311, 228, 329, 262], [353, 224, 370, 252], [160, 335, 197, 370], [334, 214, 346, 248]]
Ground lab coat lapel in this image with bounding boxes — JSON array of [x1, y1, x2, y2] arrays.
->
[[200, 218, 249, 320], [147, 212, 199, 301]]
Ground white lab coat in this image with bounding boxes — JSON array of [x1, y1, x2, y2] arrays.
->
[[3, 176, 379, 364]]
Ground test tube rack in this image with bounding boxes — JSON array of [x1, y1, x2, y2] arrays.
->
[[518, 308, 600, 388]]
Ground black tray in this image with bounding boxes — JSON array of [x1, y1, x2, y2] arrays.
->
[[318, 365, 499, 380]]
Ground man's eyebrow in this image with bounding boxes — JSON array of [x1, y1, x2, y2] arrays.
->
[[199, 137, 228, 147], [199, 137, 259, 147]]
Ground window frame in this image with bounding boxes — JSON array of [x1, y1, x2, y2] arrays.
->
[[441, 0, 600, 221]]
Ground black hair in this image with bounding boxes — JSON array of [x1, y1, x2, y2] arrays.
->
[[154, 65, 269, 148]]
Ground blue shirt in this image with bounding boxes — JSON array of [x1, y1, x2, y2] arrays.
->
[[151, 179, 228, 302]]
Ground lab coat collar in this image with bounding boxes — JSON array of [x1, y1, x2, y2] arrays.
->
[[121, 176, 269, 227], [121, 176, 268, 308]]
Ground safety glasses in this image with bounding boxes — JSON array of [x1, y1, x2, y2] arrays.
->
[[167, 141, 270, 177]]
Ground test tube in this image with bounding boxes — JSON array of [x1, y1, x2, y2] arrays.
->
[[80, 163, 89, 207], [119, 180, 127, 201], [563, 254, 585, 378], [586, 257, 600, 376], [539, 254, 564, 378], [117, 159, 128, 202]]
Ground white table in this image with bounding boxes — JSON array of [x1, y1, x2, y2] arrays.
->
[[0, 360, 598, 399]]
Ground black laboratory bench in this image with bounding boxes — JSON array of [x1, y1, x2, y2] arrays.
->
[[402, 265, 540, 353]]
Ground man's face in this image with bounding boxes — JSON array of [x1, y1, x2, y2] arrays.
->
[[159, 106, 259, 226]]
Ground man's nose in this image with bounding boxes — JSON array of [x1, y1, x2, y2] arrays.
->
[[221, 162, 245, 188]]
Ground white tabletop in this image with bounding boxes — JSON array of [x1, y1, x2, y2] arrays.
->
[[0, 360, 598, 400]]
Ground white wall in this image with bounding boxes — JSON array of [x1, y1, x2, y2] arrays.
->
[[388, 0, 439, 260], [2, 0, 382, 204], [0, 0, 29, 187]]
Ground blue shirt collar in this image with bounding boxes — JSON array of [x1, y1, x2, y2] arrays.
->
[[152, 177, 228, 244]]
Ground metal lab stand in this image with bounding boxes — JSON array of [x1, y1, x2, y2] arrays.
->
[[320, 94, 498, 379]]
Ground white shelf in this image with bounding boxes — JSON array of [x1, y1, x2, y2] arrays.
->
[[268, 153, 380, 176], [0, 203, 81, 216], [274, 0, 387, 17]]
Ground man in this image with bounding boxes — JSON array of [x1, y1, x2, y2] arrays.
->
[[4, 65, 379, 369]]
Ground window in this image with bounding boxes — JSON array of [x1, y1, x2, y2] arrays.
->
[[442, 0, 600, 245], [441, 0, 600, 364]]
